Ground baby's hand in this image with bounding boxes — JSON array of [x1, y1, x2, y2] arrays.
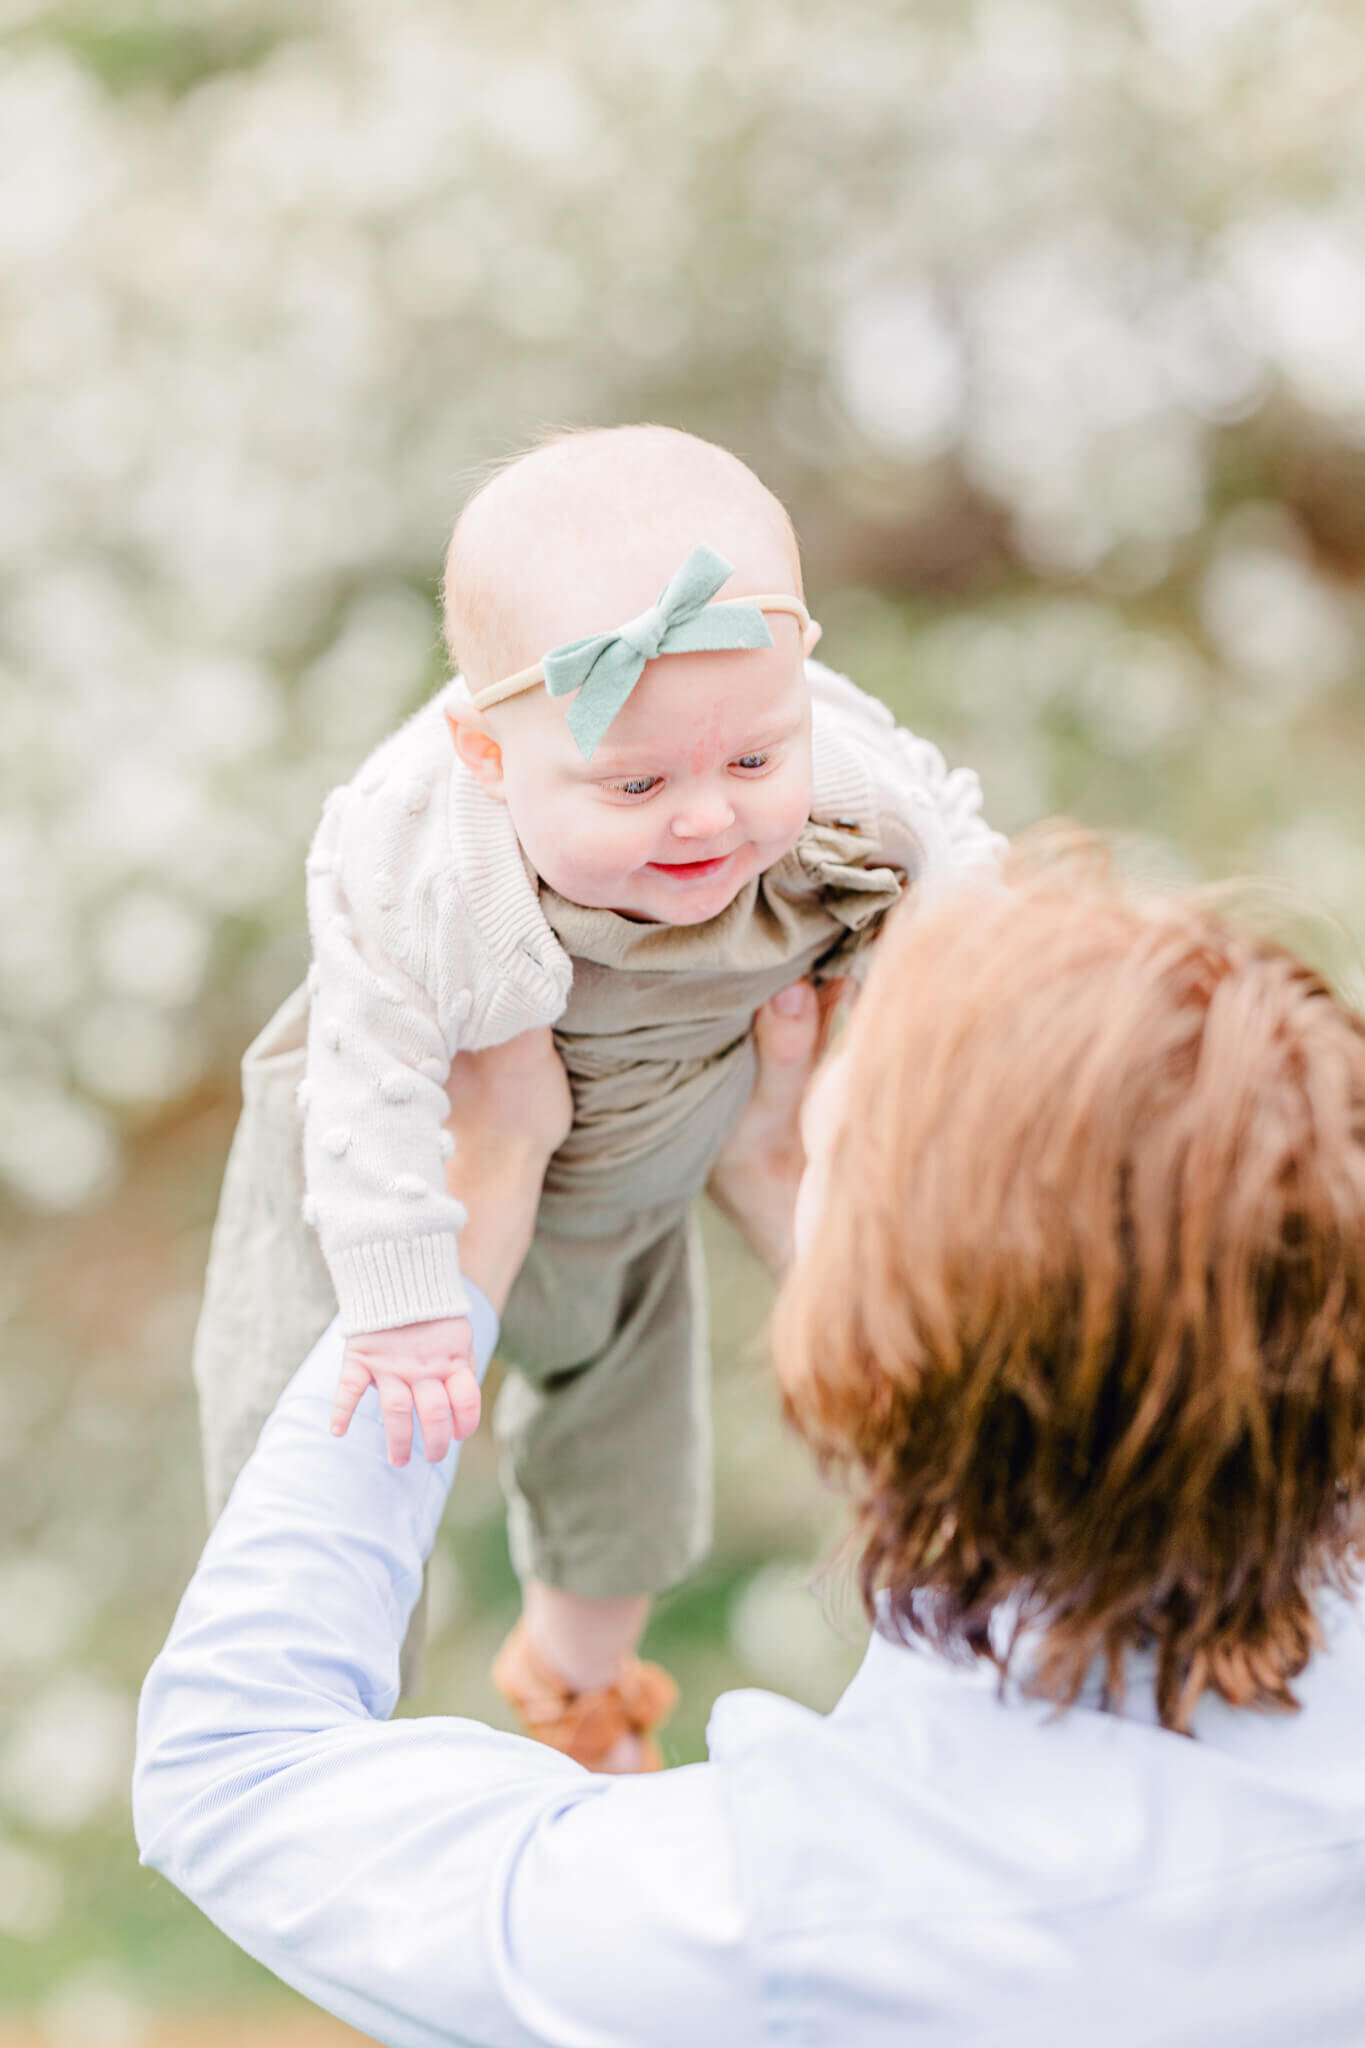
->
[[331, 1317, 480, 1466]]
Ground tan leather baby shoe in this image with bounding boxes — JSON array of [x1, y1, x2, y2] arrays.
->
[[491, 1621, 679, 1773]]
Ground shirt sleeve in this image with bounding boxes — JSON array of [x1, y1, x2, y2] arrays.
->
[[132, 1305, 752, 2048]]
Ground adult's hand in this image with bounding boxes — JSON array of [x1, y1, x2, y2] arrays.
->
[[707, 977, 844, 1273], [442, 1028, 573, 1314]]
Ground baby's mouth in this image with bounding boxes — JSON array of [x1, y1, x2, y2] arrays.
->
[[646, 853, 734, 880]]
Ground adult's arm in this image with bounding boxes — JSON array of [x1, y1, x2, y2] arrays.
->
[[133, 1032, 753, 2048]]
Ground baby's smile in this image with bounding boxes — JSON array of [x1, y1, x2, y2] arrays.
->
[[647, 853, 735, 879]]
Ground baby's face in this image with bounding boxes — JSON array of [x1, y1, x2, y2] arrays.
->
[[489, 624, 813, 924]]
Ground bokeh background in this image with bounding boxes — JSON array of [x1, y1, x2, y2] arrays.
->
[[3, 0, 1365, 2039]]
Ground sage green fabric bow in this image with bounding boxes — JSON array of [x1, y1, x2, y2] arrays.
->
[[543, 543, 775, 759]]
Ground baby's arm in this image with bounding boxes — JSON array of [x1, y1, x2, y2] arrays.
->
[[808, 660, 1006, 885], [303, 786, 477, 1461], [330, 1028, 576, 1464], [884, 725, 1006, 879]]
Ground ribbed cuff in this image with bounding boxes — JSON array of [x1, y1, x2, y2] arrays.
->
[[334, 1233, 471, 1335]]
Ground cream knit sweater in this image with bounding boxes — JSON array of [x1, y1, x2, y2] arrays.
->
[[302, 660, 1005, 1334]]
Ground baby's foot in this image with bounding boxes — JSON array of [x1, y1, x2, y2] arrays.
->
[[490, 1622, 678, 1774], [598, 1731, 650, 1773]]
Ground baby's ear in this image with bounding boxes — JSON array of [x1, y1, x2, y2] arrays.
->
[[445, 707, 507, 800]]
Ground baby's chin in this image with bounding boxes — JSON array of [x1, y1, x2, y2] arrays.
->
[[646, 886, 746, 927]]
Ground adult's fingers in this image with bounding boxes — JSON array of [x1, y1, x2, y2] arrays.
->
[[750, 979, 822, 1111], [707, 979, 822, 1276], [815, 975, 853, 1055]]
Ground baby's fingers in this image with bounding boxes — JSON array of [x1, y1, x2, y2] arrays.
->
[[375, 1376, 417, 1467], [411, 1376, 455, 1465], [330, 1357, 377, 1440], [443, 1363, 482, 1444]]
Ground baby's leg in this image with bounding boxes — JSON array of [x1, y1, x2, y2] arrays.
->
[[521, 1583, 652, 1692], [492, 1206, 709, 1769], [194, 982, 336, 1519]]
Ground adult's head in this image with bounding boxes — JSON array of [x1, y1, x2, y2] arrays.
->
[[778, 854, 1365, 1732]]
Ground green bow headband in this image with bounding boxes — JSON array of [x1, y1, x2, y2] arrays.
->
[[470, 542, 813, 759]]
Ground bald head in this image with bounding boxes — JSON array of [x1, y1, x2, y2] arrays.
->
[[443, 426, 803, 692]]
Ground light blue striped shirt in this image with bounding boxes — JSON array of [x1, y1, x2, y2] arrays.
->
[[135, 1310, 1365, 2045]]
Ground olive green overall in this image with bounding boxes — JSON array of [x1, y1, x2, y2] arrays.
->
[[193, 823, 902, 1608]]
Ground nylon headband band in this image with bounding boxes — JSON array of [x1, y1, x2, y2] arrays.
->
[[470, 592, 813, 713]]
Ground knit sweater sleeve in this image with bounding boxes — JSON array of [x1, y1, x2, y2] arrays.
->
[[302, 780, 472, 1338], [808, 660, 1007, 888]]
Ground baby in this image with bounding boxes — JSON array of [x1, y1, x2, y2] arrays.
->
[[198, 424, 1004, 1770]]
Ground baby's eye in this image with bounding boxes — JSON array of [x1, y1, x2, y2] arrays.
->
[[608, 775, 662, 798], [732, 752, 771, 772]]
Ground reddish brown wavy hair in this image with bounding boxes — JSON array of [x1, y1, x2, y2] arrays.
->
[[775, 851, 1365, 1731]]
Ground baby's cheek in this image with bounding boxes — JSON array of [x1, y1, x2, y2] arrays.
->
[[520, 795, 625, 879], [757, 771, 813, 852], [585, 808, 657, 868], [542, 812, 652, 899]]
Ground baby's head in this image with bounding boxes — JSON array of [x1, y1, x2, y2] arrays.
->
[[443, 426, 819, 925]]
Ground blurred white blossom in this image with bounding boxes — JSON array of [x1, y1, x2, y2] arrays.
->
[[1079, 631, 1203, 755], [1225, 213, 1365, 428], [70, 1000, 204, 1107], [1, 1677, 135, 1833], [0, 0, 1363, 1212], [296, 586, 440, 752], [0, 1078, 118, 1211], [94, 892, 211, 1007], [0, 1556, 90, 1672], [1265, 817, 1365, 930], [836, 286, 963, 460], [38, 1963, 149, 2048], [1201, 540, 1357, 705], [729, 1561, 864, 1709], [0, 1837, 65, 1942]]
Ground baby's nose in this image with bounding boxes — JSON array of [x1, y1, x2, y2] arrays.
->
[[670, 790, 736, 840]]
